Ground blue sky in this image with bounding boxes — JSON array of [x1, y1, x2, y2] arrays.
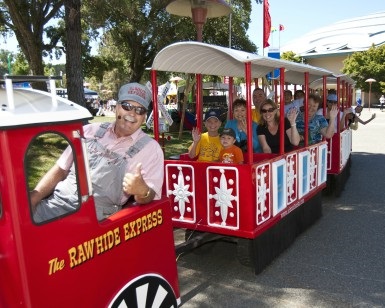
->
[[247, 0, 385, 53]]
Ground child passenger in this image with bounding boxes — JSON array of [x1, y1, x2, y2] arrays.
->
[[218, 128, 244, 164], [188, 109, 223, 161]]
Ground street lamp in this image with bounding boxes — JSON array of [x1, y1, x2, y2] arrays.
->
[[365, 78, 376, 112], [170, 76, 184, 102], [166, 0, 231, 129], [166, 0, 232, 42]]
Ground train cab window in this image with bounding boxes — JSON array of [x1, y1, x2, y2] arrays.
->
[[25, 133, 80, 224]]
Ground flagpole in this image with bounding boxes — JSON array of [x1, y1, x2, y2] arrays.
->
[[262, 0, 265, 56]]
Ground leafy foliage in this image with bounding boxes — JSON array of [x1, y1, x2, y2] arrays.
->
[[83, 0, 257, 85], [342, 44, 385, 94], [281, 51, 307, 64]]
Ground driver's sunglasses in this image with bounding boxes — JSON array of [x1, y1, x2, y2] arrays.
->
[[120, 102, 147, 115]]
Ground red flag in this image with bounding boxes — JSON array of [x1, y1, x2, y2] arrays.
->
[[279, 24, 285, 31], [263, 0, 271, 48]]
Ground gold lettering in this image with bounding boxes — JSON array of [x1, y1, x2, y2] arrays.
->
[[95, 235, 104, 254], [102, 233, 108, 251], [123, 222, 130, 240], [68, 247, 78, 268], [135, 217, 142, 235], [157, 209, 163, 225], [129, 221, 137, 238], [114, 227, 121, 245], [141, 216, 148, 232], [83, 239, 95, 259], [77, 244, 86, 264], [105, 231, 115, 250], [147, 213, 152, 230], [152, 211, 157, 227], [48, 257, 65, 275]]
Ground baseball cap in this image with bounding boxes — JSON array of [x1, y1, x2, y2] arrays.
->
[[204, 109, 222, 121], [221, 128, 236, 139], [118, 83, 152, 109], [327, 93, 338, 102]]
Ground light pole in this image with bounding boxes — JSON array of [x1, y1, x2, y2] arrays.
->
[[166, 0, 232, 42], [365, 78, 376, 112], [165, 0, 231, 129], [170, 76, 184, 102]]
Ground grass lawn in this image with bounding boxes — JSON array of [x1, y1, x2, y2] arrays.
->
[[90, 116, 192, 158]]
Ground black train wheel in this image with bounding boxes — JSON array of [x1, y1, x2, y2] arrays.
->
[[109, 275, 178, 308]]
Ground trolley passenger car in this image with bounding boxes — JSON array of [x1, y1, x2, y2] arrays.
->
[[0, 76, 180, 307], [149, 42, 354, 274]]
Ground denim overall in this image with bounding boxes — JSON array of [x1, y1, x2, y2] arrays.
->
[[34, 122, 151, 222]]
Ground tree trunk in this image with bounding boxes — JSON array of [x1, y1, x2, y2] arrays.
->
[[179, 75, 195, 140], [64, 0, 85, 107]]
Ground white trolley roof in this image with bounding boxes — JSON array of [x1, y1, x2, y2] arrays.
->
[[309, 75, 356, 89], [151, 41, 333, 84], [0, 76, 92, 128]]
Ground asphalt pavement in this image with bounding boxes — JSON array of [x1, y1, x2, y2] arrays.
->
[[175, 107, 385, 308]]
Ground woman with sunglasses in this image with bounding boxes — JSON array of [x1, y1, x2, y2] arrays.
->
[[257, 99, 300, 153]]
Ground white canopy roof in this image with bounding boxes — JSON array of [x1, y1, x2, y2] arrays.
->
[[151, 41, 333, 85], [309, 75, 356, 89], [0, 87, 92, 128]]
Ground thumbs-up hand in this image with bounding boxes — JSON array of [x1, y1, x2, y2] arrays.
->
[[122, 163, 149, 197]]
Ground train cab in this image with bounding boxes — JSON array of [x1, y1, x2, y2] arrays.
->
[[150, 42, 340, 274], [0, 76, 180, 307]]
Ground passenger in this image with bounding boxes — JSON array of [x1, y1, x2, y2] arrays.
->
[[379, 94, 385, 111], [347, 105, 376, 130], [296, 94, 337, 145], [225, 98, 261, 152], [257, 100, 300, 153], [31, 82, 164, 222], [218, 128, 244, 164], [284, 90, 293, 105], [294, 89, 305, 100], [188, 109, 223, 161], [316, 93, 351, 132], [284, 89, 304, 115], [251, 87, 266, 123]]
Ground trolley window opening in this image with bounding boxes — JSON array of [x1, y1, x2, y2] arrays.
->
[[25, 132, 80, 224]]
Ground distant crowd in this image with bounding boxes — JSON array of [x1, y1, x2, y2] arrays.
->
[[85, 98, 117, 116]]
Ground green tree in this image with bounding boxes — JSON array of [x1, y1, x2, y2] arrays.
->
[[83, 0, 256, 85], [0, 0, 64, 90], [64, 0, 84, 105], [342, 44, 385, 94], [281, 51, 306, 64]]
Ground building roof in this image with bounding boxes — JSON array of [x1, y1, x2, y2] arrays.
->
[[282, 11, 385, 58]]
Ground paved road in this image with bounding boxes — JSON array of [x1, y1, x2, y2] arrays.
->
[[175, 108, 385, 308]]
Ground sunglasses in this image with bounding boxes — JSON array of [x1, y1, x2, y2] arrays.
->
[[261, 107, 276, 114], [120, 102, 147, 115]]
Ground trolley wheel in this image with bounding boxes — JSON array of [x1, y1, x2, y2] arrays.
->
[[109, 275, 178, 308], [184, 229, 217, 254], [236, 238, 255, 267]]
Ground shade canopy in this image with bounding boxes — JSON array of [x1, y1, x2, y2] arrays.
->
[[151, 41, 334, 85], [166, 0, 232, 18]]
